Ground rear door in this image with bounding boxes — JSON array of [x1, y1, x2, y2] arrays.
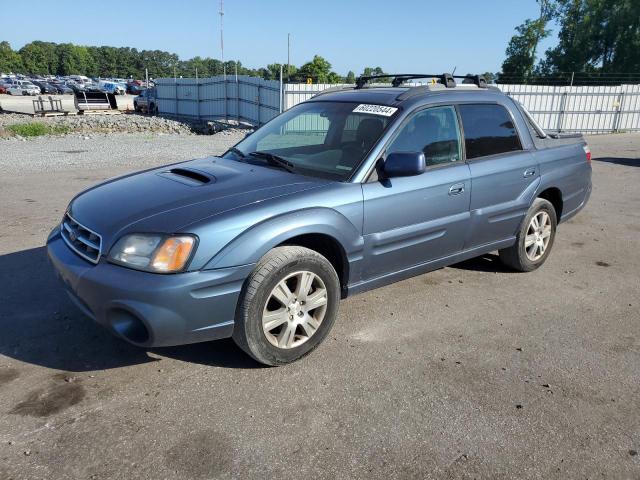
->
[[362, 105, 471, 279], [458, 103, 539, 249]]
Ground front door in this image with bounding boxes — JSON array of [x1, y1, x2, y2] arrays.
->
[[362, 105, 471, 280]]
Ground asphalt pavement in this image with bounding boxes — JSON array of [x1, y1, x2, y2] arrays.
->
[[0, 132, 638, 479]]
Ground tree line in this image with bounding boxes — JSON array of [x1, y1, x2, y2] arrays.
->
[[2, 1, 638, 86], [0, 40, 370, 83], [500, 0, 640, 84]]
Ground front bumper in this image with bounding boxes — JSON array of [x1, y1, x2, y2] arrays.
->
[[47, 228, 254, 348]]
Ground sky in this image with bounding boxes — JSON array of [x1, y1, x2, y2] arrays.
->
[[0, 0, 558, 75]]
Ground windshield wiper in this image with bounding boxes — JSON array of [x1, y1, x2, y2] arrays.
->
[[248, 151, 296, 173], [224, 146, 246, 159]]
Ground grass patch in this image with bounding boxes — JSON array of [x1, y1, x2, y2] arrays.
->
[[5, 122, 70, 137]]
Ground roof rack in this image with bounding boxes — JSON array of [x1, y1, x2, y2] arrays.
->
[[312, 85, 355, 98], [454, 74, 488, 88], [354, 73, 488, 89]]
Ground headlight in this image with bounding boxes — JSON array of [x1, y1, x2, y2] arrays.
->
[[108, 234, 197, 273]]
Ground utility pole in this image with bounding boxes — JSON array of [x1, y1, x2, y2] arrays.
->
[[287, 33, 291, 82], [219, 0, 225, 78]]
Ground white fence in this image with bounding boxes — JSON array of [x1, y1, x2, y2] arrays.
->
[[156, 77, 640, 134], [500, 84, 640, 134], [282, 83, 640, 134]]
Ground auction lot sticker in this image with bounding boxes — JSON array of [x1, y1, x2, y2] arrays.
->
[[353, 104, 398, 117]]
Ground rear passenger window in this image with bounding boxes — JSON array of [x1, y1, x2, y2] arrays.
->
[[458, 104, 522, 159]]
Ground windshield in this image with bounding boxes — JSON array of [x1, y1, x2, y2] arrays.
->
[[223, 101, 397, 181]]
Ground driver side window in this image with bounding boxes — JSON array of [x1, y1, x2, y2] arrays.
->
[[387, 106, 462, 166]]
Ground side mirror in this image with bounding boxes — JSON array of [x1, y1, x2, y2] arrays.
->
[[383, 151, 426, 177]]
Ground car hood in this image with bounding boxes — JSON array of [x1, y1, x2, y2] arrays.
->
[[68, 157, 330, 249]]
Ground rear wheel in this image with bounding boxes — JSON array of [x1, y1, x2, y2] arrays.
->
[[499, 197, 557, 272], [233, 246, 340, 366]]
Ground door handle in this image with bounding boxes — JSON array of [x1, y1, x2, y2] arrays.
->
[[448, 183, 465, 196], [523, 168, 536, 178]]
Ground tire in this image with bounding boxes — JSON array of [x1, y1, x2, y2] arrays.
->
[[499, 197, 557, 272], [233, 246, 340, 366]]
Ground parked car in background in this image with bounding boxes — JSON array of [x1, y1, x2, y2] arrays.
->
[[66, 82, 84, 93], [84, 83, 105, 93], [6, 81, 40, 95], [50, 83, 74, 95], [98, 80, 126, 95], [127, 83, 145, 95], [0, 83, 7, 94], [69, 75, 91, 86], [133, 87, 157, 113], [47, 73, 592, 366], [32, 81, 58, 94]]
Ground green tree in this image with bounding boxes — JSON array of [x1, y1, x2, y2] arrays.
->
[[501, 0, 554, 82], [116, 47, 143, 78], [263, 63, 283, 80], [56, 43, 95, 76], [539, 0, 640, 75], [298, 55, 332, 83], [327, 71, 344, 83], [362, 66, 385, 77], [346, 70, 356, 83], [0, 41, 22, 73], [19, 41, 57, 74], [140, 49, 179, 78], [482, 72, 497, 82]]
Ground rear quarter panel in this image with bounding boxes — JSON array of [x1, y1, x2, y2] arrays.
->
[[535, 142, 592, 221]]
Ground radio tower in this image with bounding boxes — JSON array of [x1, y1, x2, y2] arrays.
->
[[219, 0, 225, 77]]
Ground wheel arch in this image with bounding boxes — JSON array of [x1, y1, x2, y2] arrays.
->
[[277, 233, 350, 297], [537, 187, 563, 220], [203, 208, 363, 295]]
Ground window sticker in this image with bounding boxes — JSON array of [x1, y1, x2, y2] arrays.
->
[[352, 104, 398, 117]]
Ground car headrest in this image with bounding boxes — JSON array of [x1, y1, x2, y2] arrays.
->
[[356, 118, 385, 147], [415, 114, 441, 134]]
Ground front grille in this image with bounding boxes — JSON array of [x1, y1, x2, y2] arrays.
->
[[60, 213, 102, 264]]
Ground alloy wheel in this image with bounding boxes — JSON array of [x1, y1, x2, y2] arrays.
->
[[525, 211, 552, 261], [262, 271, 328, 349]]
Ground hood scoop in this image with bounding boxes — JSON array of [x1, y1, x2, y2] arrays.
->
[[157, 168, 215, 186]]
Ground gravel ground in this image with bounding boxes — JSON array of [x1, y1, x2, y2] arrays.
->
[[0, 132, 638, 479], [0, 111, 251, 138]]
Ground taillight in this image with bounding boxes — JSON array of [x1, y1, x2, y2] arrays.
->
[[583, 145, 591, 163]]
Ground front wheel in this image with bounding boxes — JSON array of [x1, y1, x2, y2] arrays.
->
[[233, 246, 340, 366], [499, 197, 557, 272]]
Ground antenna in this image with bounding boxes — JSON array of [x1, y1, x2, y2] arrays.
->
[[219, 0, 225, 76]]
